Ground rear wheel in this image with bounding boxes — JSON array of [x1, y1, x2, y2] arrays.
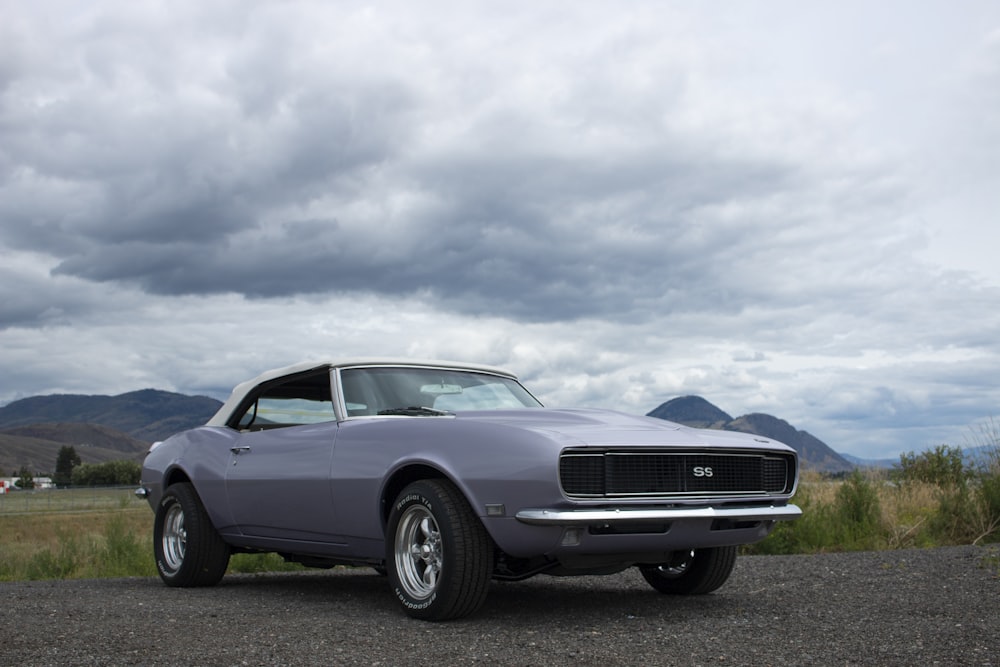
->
[[386, 479, 493, 620], [639, 546, 737, 595], [154, 482, 230, 587]]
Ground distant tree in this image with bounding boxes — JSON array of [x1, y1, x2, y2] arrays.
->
[[71, 460, 141, 486], [14, 466, 35, 489], [0, 466, 6, 477], [53, 446, 82, 487]]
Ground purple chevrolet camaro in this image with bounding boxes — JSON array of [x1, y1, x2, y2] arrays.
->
[[138, 359, 801, 620]]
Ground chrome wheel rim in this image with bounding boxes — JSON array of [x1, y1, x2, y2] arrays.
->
[[161, 501, 187, 572], [395, 505, 442, 600]]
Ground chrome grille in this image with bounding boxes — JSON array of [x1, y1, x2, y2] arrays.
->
[[559, 450, 795, 498]]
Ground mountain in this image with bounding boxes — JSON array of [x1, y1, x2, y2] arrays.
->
[[646, 396, 732, 428], [647, 396, 854, 473], [1, 423, 148, 454], [0, 389, 222, 442], [0, 389, 223, 475], [0, 423, 150, 476], [841, 453, 898, 469]]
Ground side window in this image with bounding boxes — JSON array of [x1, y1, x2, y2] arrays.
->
[[235, 372, 336, 430]]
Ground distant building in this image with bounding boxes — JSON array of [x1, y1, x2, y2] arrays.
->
[[0, 476, 55, 492]]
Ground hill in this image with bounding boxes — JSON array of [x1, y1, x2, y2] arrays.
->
[[0, 389, 222, 475], [646, 396, 732, 428], [0, 423, 149, 476], [0, 389, 222, 442], [647, 396, 854, 473]]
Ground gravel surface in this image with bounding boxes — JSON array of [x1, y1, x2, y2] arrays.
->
[[2, 545, 998, 666]]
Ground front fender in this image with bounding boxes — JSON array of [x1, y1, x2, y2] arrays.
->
[[139, 426, 240, 534]]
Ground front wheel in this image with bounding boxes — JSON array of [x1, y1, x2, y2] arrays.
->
[[386, 479, 493, 621], [153, 482, 230, 587], [639, 546, 737, 595]]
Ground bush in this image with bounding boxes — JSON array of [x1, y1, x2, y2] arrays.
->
[[966, 447, 1000, 544], [896, 445, 968, 486], [747, 471, 884, 554], [896, 441, 1000, 545], [748, 479, 832, 554], [750, 436, 1000, 555], [71, 460, 141, 486], [833, 470, 882, 549], [14, 466, 35, 490], [97, 514, 155, 577]]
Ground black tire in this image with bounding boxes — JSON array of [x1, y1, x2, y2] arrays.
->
[[386, 479, 493, 621], [153, 482, 230, 587], [639, 546, 737, 595]]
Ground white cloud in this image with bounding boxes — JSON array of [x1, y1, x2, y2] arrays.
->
[[2, 0, 1000, 460]]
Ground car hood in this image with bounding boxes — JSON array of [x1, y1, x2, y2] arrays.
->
[[458, 408, 793, 452]]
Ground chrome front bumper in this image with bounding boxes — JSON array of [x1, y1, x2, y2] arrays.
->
[[515, 504, 802, 526]]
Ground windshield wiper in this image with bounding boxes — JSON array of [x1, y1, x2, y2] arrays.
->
[[376, 406, 453, 417]]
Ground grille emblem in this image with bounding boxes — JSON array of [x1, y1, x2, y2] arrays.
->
[[692, 466, 713, 478]]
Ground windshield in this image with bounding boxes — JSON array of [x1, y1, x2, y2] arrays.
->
[[339, 366, 542, 416]]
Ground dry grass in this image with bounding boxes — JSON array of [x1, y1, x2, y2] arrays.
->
[[752, 461, 1000, 555], [0, 487, 302, 581], [5, 468, 999, 580], [879, 481, 939, 548], [0, 506, 156, 580]]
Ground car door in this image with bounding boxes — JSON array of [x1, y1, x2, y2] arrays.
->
[[224, 377, 345, 545]]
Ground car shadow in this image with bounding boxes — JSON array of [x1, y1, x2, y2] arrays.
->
[[193, 566, 739, 625]]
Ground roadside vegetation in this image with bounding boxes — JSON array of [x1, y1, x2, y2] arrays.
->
[[2, 436, 998, 582], [746, 440, 1000, 555]]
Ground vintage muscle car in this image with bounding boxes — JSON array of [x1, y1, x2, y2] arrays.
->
[[138, 359, 801, 620]]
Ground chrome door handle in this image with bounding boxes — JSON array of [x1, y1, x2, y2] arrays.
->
[[230, 445, 251, 454]]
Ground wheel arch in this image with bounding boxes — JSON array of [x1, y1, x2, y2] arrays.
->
[[163, 466, 193, 490], [157, 466, 231, 534], [380, 463, 449, 528]]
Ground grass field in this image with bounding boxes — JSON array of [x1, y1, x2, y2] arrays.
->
[[0, 487, 302, 581], [0, 485, 141, 514], [3, 459, 999, 582]]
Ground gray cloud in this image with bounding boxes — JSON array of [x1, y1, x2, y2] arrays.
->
[[2, 1, 1000, 460]]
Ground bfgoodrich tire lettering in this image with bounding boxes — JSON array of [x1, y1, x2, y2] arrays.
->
[[639, 546, 737, 595], [153, 482, 230, 587], [387, 479, 493, 621]]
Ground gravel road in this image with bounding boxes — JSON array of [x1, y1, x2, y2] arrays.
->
[[2, 545, 997, 666]]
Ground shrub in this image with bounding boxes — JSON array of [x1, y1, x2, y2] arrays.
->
[[747, 471, 884, 554], [747, 479, 828, 554], [833, 470, 882, 549], [896, 445, 968, 487], [71, 460, 142, 486], [97, 514, 156, 578]]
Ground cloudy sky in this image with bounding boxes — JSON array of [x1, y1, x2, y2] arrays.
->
[[2, 1, 999, 459]]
